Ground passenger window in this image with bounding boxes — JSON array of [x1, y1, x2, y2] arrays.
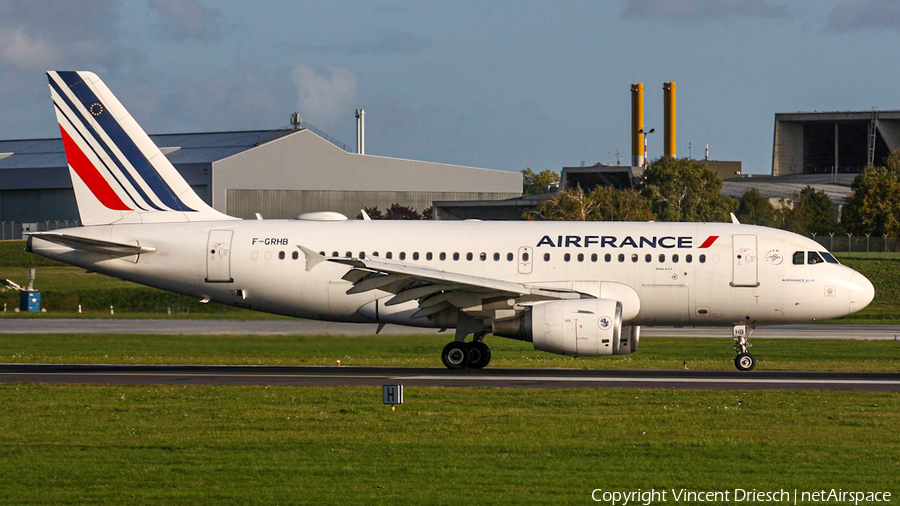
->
[[808, 251, 824, 265], [631, 254, 638, 263], [292, 251, 299, 260], [672, 254, 679, 263], [543, 253, 550, 261], [345, 251, 352, 258], [466, 252, 473, 261], [577, 253, 584, 262], [494, 252, 501, 261], [332, 251, 339, 257], [439, 252, 445, 261], [507, 253, 514, 261], [522, 252, 530, 261], [564, 253, 571, 262], [372, 252, 379, 257], [359, 252, 366, 259], [399, 252, 406, 260], [645, 254, 652, 263], [426, 252, 433, 261], [605, 253, 611, 262], [453, 252, 460, 261], [318, 251, 325, 256], [386, 252, 392, 259], [659, 254, 665, 262], [793, 251, 804, 265], [618, 254, 625, 262], [591, 253, 598, 262], [479, 252, 486, 261], [686, 254, 693, 263], [699, 254, 706, 263], [278, 251, 285, 260], [821, 252, 839, 264], [413, 252, 419, 260]]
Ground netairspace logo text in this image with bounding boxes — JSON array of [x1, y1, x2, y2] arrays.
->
[[591, 488, 892, 505]]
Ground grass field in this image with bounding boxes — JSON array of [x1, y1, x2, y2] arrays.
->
[[1, 333, 899, 371], [0, 385, 897, 505]]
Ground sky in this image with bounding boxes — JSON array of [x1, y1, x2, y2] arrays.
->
[[2, 0, 900, 175]]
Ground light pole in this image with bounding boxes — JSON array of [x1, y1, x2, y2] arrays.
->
[[638, 128, 655, 167]]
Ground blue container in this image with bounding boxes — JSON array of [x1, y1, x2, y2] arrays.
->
[[20, 290, 41, 312]]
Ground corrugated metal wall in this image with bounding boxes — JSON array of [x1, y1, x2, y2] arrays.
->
[[226, 190, 520, 219]]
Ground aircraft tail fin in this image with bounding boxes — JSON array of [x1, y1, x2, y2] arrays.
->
[[47, 71, 238, 226]]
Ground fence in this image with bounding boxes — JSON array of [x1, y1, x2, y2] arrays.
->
[[0, 220, 80, 241], [810, 234, 900, 255]]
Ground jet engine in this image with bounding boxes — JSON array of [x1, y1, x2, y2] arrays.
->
[[492, 299, 626, 357]]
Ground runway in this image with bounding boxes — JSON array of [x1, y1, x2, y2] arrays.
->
[[2, 364, 899, 391], [0, 319, 898, 339]]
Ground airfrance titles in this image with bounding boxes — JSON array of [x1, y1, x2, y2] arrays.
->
[[536, 235, 720, 249]]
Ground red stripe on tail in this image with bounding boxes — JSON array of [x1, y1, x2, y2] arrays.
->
[[699, 236, 719, 248], [59, 125, 131, 211]]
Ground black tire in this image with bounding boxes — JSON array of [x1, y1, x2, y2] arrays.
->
[[734, 353, 756, 371], [468, 342, 492, 369], [441, 342, 470, 369]]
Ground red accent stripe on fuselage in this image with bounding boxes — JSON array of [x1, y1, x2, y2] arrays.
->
[[59, 125, 131, 211], [699, 236, 719, 248]]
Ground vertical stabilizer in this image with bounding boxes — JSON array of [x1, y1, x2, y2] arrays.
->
[[47, 71, 237, 225]]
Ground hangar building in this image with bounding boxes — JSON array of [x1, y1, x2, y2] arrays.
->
[[773, 110, 900, 176], [0, 125, 521, 238]]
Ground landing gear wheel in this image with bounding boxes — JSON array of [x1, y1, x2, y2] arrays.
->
[[442, 342, 471, 369], [467, 341, 492, 369], [734, 353, 756, 371]]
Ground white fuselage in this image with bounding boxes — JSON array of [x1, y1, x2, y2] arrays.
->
[[30, 219, 873, 327]]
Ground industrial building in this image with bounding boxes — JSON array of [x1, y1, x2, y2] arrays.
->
[[773, 110, 900, 176], [0, 122, 521, 238]]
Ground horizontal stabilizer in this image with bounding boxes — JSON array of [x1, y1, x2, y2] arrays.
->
[[29, 233, 155, 256]]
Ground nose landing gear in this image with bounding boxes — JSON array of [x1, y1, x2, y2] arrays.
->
[[733, 324, 756, 371]]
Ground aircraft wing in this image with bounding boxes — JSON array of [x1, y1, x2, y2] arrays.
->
[[299, 245, 583, 320], [29, 233, 156, 257]]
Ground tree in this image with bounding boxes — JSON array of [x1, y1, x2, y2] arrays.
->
[[355, 204, 430, 220], [842, 151, 900, 236], [526, 185, 655, 221], [735, 188, 778, 227], [522, 168, 560, 195], [639, 157, 736, 222], [777, 186, 841, 235]]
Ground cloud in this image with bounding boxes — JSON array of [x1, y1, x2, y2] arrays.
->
[[622, 0, 792, 21], [825, 1, 900, 33], [148, 0, 223, 43], [291, 65, 357, 127], [0, 0, 135, 71], [302, 30, 433, 56]]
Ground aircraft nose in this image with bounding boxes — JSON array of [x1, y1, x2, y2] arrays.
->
[[848, 272, 875, 313]]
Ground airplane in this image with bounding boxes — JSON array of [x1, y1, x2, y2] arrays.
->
[[27, 71, 875, 371]]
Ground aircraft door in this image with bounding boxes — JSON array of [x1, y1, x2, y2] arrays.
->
[[206, 230, 234, 283], [732, 234, 758, 287], [517, 246, 533, 274]]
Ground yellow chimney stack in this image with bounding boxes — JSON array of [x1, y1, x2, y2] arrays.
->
[[631, 83, 644, 167], [663, 82, 676, 158]]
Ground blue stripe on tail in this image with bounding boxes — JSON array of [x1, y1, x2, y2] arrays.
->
[[56, 71, 195, 212]]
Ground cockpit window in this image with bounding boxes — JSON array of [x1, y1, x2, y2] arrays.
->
[[820, 251, 840, 264], [807, 251, 825, 265], [792, 251, 804, 265]]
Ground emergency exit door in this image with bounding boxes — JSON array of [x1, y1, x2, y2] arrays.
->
[[206, 230, 234, 283], [732, 234, 758, 287]]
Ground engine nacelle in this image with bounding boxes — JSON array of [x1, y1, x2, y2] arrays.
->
[[493, 299, 623, 357], [617, 325, 640, 355]]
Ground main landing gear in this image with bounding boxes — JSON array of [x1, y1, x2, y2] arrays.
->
[[733, 324, 756, 371], [441, 333, 492, 370]]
